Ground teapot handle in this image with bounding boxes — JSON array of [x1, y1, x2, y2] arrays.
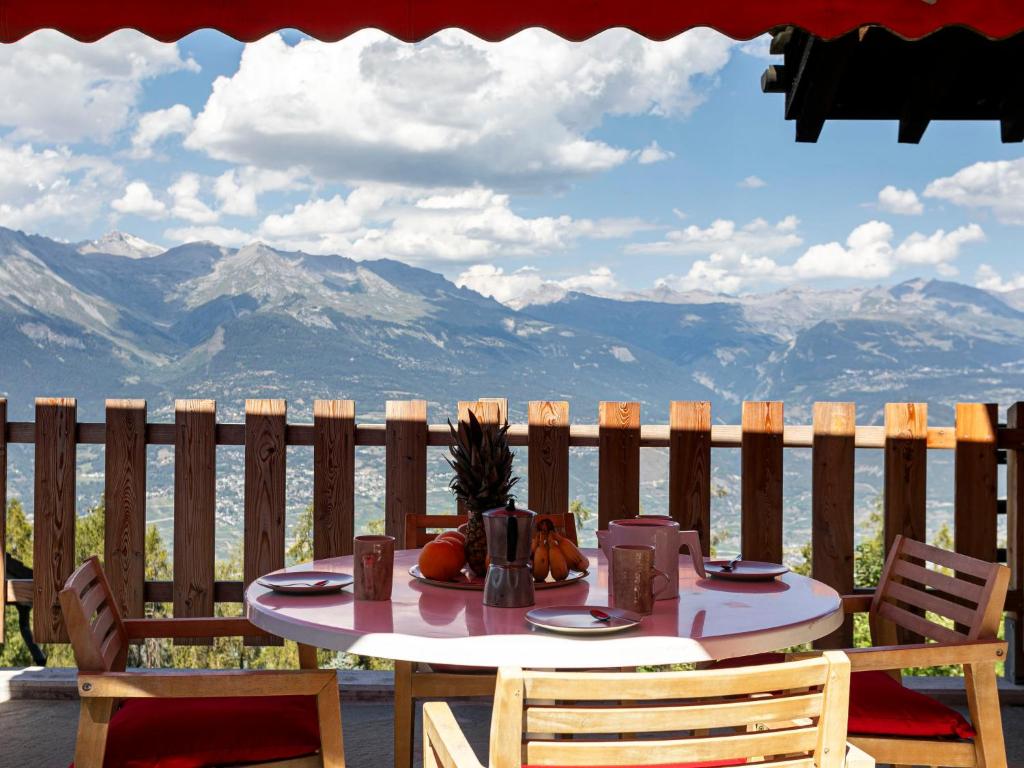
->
[[679, 530, 707, 579]]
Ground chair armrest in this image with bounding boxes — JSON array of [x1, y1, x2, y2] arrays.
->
[[841, 594, 874, 614], [78, 669, 336, 699], [845, 640, 1006, 672], [423, 702, 485, 768], [122, 617, 272, 640], [844, 742, 874, 768]]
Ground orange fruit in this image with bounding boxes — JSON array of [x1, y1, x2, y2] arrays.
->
[[418, 539, 465, 581], [437, 531, 466, 547]]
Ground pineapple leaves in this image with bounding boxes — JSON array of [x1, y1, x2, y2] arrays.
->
[[446, 410, 519, 512]]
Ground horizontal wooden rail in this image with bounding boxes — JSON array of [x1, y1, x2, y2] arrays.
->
[[8, 421, 1016, 450]]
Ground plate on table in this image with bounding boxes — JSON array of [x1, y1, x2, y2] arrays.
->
[[409, 565, 587, 591], [257, 571, 354, 594], [704, 560, 789, 581], [525, 606, 642, 635]]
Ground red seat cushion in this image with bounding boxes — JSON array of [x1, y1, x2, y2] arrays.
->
[[848, 670, 975, 739], [69, 695, 321, 768], [711, 654, 975, 740]]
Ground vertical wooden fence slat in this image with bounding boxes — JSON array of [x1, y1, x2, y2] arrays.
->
[[0, 398, 6, 643], [812, 402, 855, 649], [884, 402, 927, 645], [244, 399, 286, 646], [741, 401, 784, 563], [386, 400, 427, 547], [104, 399, 147, 620], [598, 401, 640, 529], [954, 403, 998, 563], [883, 402, 928, 553], [174, 399, 216, 645], [313, 399, 355, 559], [528, 401, 570, 517], [33, 397, 77, 643], [1007, 403, 1024, 683], [669, 401, 712, 553]]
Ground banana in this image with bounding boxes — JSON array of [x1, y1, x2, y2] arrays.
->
[[548, 537, 570, 580], [532, 533, 550, 581], [530, 531, 542, 555], [556, 535, 589, 572]]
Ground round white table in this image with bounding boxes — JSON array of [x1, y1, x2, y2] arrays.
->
[[246, 549, 843, 668]]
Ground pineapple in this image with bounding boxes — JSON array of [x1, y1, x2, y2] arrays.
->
[[446, 410, 520, 576]]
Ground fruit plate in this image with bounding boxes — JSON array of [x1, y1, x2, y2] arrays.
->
[[703, 560, 789, 581], [409, 565, 587, 591], [526, 605, 642, 635], [257, 571, 354, 594]]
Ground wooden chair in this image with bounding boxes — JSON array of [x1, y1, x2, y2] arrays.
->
[[60, 556, 345, 768], [424, 653, 873, 768], [839, 535, 1010, 768], [396, 511, 580, 768], [724, 536, 1010, 768]]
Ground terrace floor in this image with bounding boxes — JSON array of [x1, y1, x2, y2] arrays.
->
[[2, 672, 1024, 768]]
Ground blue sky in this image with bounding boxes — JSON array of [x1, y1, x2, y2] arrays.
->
[[1, 28, 1023, 304]]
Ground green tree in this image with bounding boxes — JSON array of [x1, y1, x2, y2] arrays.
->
[[288, 504, 314, 565], [1, 500, 36, 666]]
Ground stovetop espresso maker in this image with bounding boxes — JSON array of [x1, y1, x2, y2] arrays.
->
[[482, 501, 536, 608]]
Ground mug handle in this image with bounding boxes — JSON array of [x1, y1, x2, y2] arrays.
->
[[650, 567, 671, 598], [679, 530, 707, 579]]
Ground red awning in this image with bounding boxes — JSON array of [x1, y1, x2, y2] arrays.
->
[[3, 0, 1024, 45]]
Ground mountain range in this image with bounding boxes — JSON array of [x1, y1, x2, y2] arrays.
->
[[4, 225, 1023, 425]]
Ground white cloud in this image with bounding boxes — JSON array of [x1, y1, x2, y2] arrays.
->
[[975, 264, 1024, 293], [163, 225, 253, 248], [877, 185, 923, 215], [738, 175, 767, 189], [456, 264, 619, 307], [213, 166, 304, 218], [636, 141, 675, 165], [169, 173, 218, 223], [112, 181, 166, 218], [627, 215, 801, 257], [925, 158, 1024, 224], [651, 219, 985, 293], [130, 104, 193, 158], [794, 222, 983, 279], [737, 35, 773, 59], [655, 252, 783, 294], [186, 29, 732, 190], [0, 31, 197, 144], [0, 141, 121, 233], [256, 184, 649, 262]]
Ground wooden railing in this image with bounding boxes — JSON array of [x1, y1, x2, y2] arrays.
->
[[2, 396, 1024, 681]]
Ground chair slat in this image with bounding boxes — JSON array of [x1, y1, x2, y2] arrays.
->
[[899, 537, 993, 580], [877, 601, 966, 644], [523, 658, 829, 701], [525, 728, 818, 766], [91, 604, 116, 643], [890, 558, 984, 602], [526, 693, 824, 734], [80, 581, 109, 619], [884, 580, 978, 627]]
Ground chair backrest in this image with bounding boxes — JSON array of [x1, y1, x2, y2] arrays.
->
[[405, 512, 578, 549], [488, 653, 851, 768], [870, 535, 1010, 646], [58, 556, 129, 673]]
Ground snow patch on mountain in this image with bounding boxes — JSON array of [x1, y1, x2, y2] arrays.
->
[[78, 231, 165, 259]]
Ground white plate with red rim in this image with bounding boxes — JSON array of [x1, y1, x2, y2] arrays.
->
[[525, 605, 642, 635], [704, 560, 789, 581], [257, 571, 354, 594]]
